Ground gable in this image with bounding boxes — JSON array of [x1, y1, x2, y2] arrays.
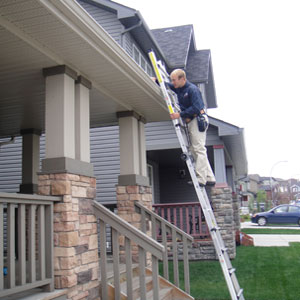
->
[[151, 25, 193, 69]]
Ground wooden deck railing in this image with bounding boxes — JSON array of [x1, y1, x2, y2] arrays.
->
[[153, 202, 210, 240], [93, 201, 165, 300], [134, 201, 194, 294], [0, 192, 61, 298]]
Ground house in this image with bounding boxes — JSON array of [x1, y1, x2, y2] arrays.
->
[[0, 0, 247, 299]]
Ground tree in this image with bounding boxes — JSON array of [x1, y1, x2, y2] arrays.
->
[[257, 190, 268, 211]]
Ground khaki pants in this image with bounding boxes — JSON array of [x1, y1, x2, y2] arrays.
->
[[188, 116, 215, 185]]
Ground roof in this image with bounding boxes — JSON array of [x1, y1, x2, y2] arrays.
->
[[80, 0, 168, 63], [186, 50, 211, 83], [151, 25, 194, 69], [209, 117, 248, 177]]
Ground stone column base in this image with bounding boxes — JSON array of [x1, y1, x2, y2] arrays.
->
[[116, 185, 152, 263], [38, 173, 100, 300]]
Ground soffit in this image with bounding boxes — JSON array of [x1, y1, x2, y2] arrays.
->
[[0, 0, 168, 138]]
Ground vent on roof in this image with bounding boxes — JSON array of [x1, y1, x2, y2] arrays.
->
[[164, 29, 173, 32]]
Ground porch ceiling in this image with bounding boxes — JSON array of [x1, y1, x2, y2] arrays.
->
[[0, 0, 168, 138]]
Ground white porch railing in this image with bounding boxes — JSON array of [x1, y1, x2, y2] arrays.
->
[[93, 201, 165, 300], [134, 201, 194, 294], [0, 192, 61, 298]]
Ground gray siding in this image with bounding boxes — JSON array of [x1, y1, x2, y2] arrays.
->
[[145, 120, 222, 149], [0, 128, 120, 204], [0, 137, 22, 193], [90, 126, 120, 203], [77, 0, 123, 45], [159, 167, 197, 203]]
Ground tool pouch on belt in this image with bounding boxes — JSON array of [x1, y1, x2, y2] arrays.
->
[[197, 114, 208, 132]]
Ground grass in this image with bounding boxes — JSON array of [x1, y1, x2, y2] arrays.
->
[[160, 243, 300, 300], [242, 228, 300, 235]]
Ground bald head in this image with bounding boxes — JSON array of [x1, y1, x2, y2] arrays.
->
[[170, 69, 186, 88]]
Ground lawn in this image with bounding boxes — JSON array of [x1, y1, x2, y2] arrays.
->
[[161, 243, 300, 300], [242, 228, 300, 235]]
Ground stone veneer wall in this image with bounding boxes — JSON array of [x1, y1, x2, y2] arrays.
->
[[169, 186, 236, 260], [38, 173, 100, 300], [116, 185, 152, 263]]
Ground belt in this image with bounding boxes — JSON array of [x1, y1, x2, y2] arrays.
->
[[185, 110, 206, 123]]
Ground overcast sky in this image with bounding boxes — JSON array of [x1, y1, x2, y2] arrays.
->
[[116, 0, 300, 180]]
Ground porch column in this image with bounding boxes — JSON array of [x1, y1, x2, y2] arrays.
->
[[213, 144, 227, 186], [19, 129, 41, 194], [39, 66, 99, 299], [75, 76, 91, 163], [116, 111, 152, 263], [42, 65, 93, 176], [117, 111, 148, 186]]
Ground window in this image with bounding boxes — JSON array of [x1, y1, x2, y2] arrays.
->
[[289, 206, 300, 213], [147, 164, 153, 187], [147, 164, 155, 203], [132, 44, 153, 76], [274, 206, 288, 213], [133, 46, 139, 64]]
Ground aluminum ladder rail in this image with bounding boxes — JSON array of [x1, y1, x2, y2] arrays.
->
[[148, 50, 245, 300]]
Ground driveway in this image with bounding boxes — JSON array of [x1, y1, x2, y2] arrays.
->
[[241, 221, 300, 246]]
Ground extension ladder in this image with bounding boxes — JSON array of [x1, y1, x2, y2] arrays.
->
[[148, 50, 245, 300]]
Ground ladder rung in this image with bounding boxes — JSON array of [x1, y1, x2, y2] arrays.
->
[[228, 268, 235, 275], [221, 247, 228, 253], [210, 226, 220, 232], [237, 288, 244, 298]]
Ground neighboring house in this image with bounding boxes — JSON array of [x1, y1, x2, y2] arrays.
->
[[0, 0, 247, 299]]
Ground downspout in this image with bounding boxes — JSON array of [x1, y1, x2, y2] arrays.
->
[[120, 20, 143, 49], [0, 136, 15, 147]]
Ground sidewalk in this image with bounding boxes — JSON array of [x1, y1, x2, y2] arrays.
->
[[241, 222, 300, 246]]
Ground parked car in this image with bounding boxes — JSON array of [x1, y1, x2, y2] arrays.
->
[[251, 204, 300, 226]]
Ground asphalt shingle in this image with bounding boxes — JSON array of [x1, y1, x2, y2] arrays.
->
[[186, 50, 211, 83], [151, 25, 193, 68]]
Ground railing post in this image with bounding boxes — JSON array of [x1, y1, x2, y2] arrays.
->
[[99, 219, 108, 300], [7, 204, 16, 288], [17, 204, 26, 286], [161, 222, 169, 280], [183, 236, 190, 294], [28, 204, 36, 283], [172, 228, 179, 287], [44, 203, 54, 292], [138, 246, 146, 300], [152, 255, 159, 300], [38, 205, 46, 281], [0, 203, 3, 290], [125, 237, 133, 300], [112, 228, 121, 300]]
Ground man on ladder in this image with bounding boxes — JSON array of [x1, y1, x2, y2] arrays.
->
[[158, 68, 216, 187], [150, 50, 245, 300]]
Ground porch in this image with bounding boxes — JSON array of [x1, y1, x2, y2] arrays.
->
[[0, 191, 194, 300]]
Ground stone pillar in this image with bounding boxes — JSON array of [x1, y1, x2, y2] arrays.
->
[[116, 185, 152, 263], [38, 173, 100, 300], [213, 145, 227, 185], [20, 128, 41, 194], [211, 186, 236, 259], [116, 111, 152, 262]]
